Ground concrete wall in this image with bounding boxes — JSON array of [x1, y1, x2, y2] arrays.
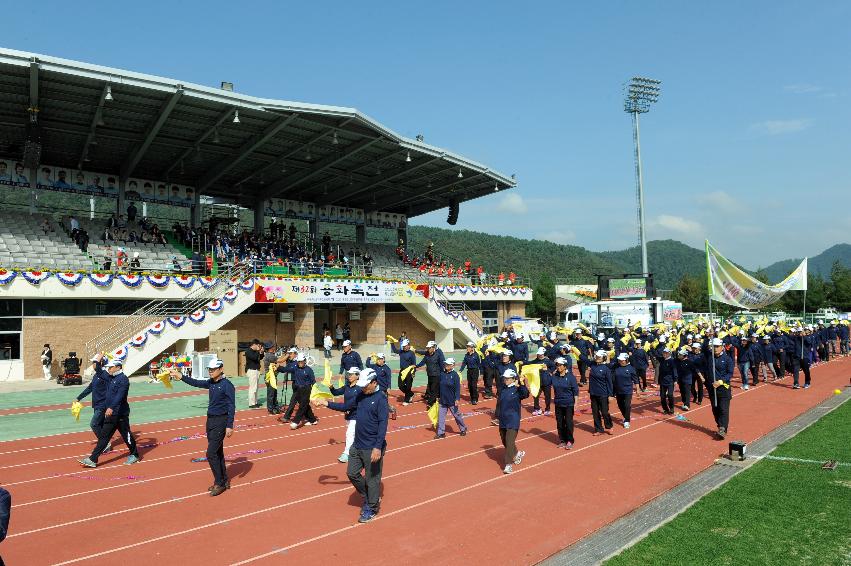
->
[[385, 311, 432, 348]]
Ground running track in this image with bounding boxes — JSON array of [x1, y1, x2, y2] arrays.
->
[[1, 357, 849, 565]]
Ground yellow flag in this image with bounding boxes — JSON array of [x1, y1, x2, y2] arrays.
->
[[427, 402, 440, 428], [322, 359, 332, 386], [643, 341, 651, 352], [156, 370, 173, 389], [71, 400, 83, 422], [400, 365, 416, 381], [310, 382, 334, 402], [620, 335, 632, 346], [385, 334, 399, 343], [521, 363, 545, 397], [265, 365, 278, 389]]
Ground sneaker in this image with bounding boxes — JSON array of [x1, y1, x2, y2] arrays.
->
[[490, 419, 499, 426], [557, 442, 566, 449], [338, 452, 349, 463], [79, 457, 97, 468], [459, 430, 467, 437], [471, 401, 478, 406], [125, 455, 140, 465], [743, 385, 749, 390], [209, 484, 227, 497], [532, 409, 542, 416], [208, 480, 231, 491], [306, 420, 318, 426], [793, 385, 800, 390], [249, 404, 261, 409], [718, 427, 727, 439], [565, 442, 573, 450], [804, 384, 810, 389], [544, 411, 551, 416], [433, 433, 445, 439], [402, 402, 410, 406], [290, 422, 300, 430], [503, 464, 513, 474], [514, 450, 525, 465], [682, 405, 690, 411], [623, 421, 630, 429], [358, 509, 376, 523]]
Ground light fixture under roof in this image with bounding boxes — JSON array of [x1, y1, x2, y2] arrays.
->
[[104, 85, 113, 101], [405, 151, 411, 162], [332, 131, 339, 145], [233, 109, 240, 124], [306, 147, 313, 161], [457, 167, 463, 179]]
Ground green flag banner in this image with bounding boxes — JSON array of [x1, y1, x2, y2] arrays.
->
[[706, 241, 807, 309]]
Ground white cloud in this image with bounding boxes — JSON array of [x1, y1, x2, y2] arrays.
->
[[784, 84, 822, 94], [695, 190, 736, 210], [495, 193, 527, 214], [648, 214, 705, 238], [536, 230, 576, 245], [750, 119, 812, 135]]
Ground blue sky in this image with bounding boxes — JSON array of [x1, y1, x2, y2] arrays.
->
[[4, 1, 849, 268]]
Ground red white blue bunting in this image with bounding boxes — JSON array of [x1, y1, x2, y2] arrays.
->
[[129, 332, 148, 348], [0, 269, 17, 285], [146, 275, 170, 288], [167, 316, 186, 328], [199, 276, 216, 289], [222, 288, 239, 303], [148, 321, 166, 335], [56, 272, 84, 287], [118, 274, 144, 288], [509, 287, 518, 295], [173, 275, 195, 289], [88, 272, 114, 286], [189, 310, 206, 324], [22, 270, 51, 285], [206, 299, 223, 312], [111, 345, 129, 362], [238, 278, 255, 292]]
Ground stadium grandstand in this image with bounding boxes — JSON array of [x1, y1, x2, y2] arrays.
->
[[0, 47, 529, 381]]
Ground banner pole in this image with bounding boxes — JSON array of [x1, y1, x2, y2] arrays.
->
[[801, 288, 807, 359]]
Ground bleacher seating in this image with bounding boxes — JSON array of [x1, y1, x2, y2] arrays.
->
[[0, 211, 92, 270], [71, 217, 190, 272]]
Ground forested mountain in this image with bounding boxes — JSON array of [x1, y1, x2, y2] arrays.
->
[[760, 244, 851, 281]]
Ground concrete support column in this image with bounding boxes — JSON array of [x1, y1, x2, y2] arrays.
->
[[117, 177, 126, 220], [253, 198, 265, 236], [435, 327, 453, 352], [174, 338, 195, 354], [363, 303, 386, 346], [356, 224, 366, 246], [293, 303, 315, 348], [190, 190, 201, 228]]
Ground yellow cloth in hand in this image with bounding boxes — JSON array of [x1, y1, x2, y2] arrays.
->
[[265, 366, 278, 389], [156, 370, 173, 389], [521, 363, 546, 398], [400, 365, 416, 382], [322, 359, 333, 386], [385, 335, 399, 343], [71, 400, 83, 422], [427, 402, 440, 428], [310, 382, 334, 402]]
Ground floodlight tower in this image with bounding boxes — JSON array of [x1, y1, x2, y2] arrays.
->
[[624, 76, 661, 277]]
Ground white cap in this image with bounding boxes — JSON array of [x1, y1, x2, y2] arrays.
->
[[500, 332, 508, 338], [347, 367, 361, 374], [206, 358, 224, 369], [466, 341, 475, 347], [133, 251, 139, 258], [295, 353, 306, 362], [549, 331, 557, 340], [712, 338, 724, 346], [376, 352, 385, 359], [104, 358, 122, 368], [617, 353, 629, 361], [516, 333, 524, 340], [554, 357, 568, 366], [536, 347, 546, 355], [426, 340, 436, 348], [678, 347, 689, 356], [634, 338, 642, 344], [686, 334, 693, 339], [597, 333, 605, 340], [502, 369, 517, 378], [594, 350, 607, 358], [342, 339, 352, 347], [287, 347, 298, 353], [662, 347, 671, 353], [607, 337, 615, 343], [400, 339, 410, 347], [444, 357, 456, 365], [692, 343, 702, 349], [355, 368, 377, 387], [501, 349, 511, 357]]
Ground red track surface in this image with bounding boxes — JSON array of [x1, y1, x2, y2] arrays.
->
[[1, 358, 848, 565]]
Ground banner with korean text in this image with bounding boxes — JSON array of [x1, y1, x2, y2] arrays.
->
[[255, 279, 429, 303], [706, 241, 807, 309]]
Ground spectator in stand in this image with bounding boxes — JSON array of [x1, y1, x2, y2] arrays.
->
[[498, 272, 505, 286], [69, 216, 80, 232], [465, 259, 472, 274], [508, 272, 516, 285], [172, 255, 182, 271], [102, 249, 113, 271], [129, 252, 141, 270], [127, 202, 138, 222], [205, 254, 213, 276]]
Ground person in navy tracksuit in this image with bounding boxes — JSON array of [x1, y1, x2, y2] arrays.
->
[[588, 351, 614, 434], [788, 327, 812, 389], [366, 352, 396, 417], [170, 358, 236, 495], [435, 358, 468, 438], [391, 338, 417, 404], [482, 344, 500, 399], [611, 352, 639, 428], [689, 343, 706, 405], [656, 348, 678, 415], [80, 356, 140, 468], [512, 334, 529, 371], [530, 347, 555, 415], [570, 330, 591, 385], [772, 331, 788, 378], [459, 342, 482, 405], [735, 335, 757, 389], [283, 354, 318, 429], [497, 369, 529, 474], [74, 355, 115, 456], [630, 339, 650, 391], [827, 322, 838, 355], [675, 348, 697, 410], [324, 368, 361, 463], [839, 321, 849, 355], [551, 357, 579, 448], [707, 338, 734, 439]]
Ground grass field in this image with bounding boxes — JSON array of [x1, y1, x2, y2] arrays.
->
[[606, 397, 851, 566]]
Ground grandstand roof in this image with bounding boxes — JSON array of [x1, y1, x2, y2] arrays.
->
[[0, 48, 516, 218]]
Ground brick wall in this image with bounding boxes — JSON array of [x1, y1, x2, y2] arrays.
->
[[385, 311, 432, 349], [293, 304, 314, 348], [363, 304, 386, 344], [23, 316, 116, 379]]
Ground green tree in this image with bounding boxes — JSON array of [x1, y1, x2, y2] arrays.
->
[[828, 260, 851, 310], [671, 273, 709, 313], [528, 273, 556, 322]]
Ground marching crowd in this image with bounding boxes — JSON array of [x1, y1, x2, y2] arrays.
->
[[70, 316, 849, 524]]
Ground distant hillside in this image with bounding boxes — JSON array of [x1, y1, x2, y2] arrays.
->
[[407, 225, 851, 289], [761, 244, 851, 281]]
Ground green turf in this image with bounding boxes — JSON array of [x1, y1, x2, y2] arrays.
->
[[0, 358, 438, 442], [605, 397, 851, 566]]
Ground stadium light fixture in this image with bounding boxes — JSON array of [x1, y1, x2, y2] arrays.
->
[[623, 76, 661, 277], [457, 167, 463, 179], [305, 147, 313, 161], [494, 182, 499, 192], [405, 151, 411, 162], [233, 109, 240, 124], [104, 85, 113, 102], [332, 131, 339, 145]]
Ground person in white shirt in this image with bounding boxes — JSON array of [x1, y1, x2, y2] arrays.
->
[[70, 216, 80, 232], [323, 330, 334, 359]]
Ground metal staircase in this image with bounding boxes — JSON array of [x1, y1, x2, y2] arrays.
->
[[85, 263, 251, 359]]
